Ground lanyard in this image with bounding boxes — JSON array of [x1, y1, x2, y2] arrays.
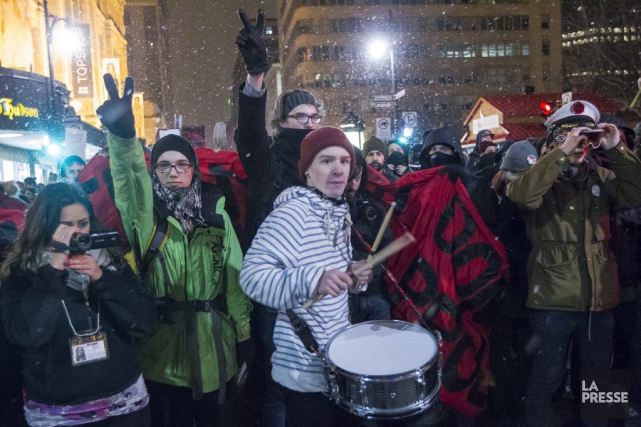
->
[[61, 299, 101, 337]]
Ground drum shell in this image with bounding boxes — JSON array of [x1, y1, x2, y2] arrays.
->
[[324, 320, 441, 419]]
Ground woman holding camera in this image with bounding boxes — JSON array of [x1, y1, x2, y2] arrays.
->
[[97, 75, 252, 426], [0, 183, 156, 426]]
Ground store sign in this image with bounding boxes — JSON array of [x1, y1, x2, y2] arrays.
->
[[0, 98, 39, 120], [70, 23, 94, 98]]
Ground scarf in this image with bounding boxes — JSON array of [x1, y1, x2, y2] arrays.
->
[[152, 175, 204, 234], [38, 249, 112, 294]]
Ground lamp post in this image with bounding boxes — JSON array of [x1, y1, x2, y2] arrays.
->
[[369, 10, 399, 136], [340, 112, 365, 149], [43, 0, 67, 120]]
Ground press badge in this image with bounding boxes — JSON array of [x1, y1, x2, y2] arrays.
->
[[70, 331, 109, 366]]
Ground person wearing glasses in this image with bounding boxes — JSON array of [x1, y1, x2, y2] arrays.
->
[[234, 9, 323, 427], [506, 101, 641, 427], [96, 74, 252, 426]]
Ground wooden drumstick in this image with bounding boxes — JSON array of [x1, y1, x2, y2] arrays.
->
[[367, 202, 396, 264], [302, 232, 415, 309]]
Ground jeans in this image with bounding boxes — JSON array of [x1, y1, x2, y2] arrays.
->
[[348, 293, 391, 324], [525, 309, 613, 427]]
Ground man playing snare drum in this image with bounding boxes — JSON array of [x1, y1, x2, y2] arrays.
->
[[240, 127, 372, 427]]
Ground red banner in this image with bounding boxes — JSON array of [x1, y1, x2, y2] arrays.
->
[[367, 167, 508, 417]]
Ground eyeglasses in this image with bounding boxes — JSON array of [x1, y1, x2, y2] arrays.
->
[[287, 113, 323, 124], [154, 162, 193, 175]]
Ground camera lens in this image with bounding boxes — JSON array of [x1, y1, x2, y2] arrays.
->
[[70, 233, 92, 252], [364, 206, 378, 222]]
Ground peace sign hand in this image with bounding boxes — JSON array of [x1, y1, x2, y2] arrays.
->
[[96, 74, 136, 139], [236, 9, 272, 76]]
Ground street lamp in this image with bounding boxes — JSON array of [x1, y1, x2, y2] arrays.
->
[[369, 19, 398, 135], [340, 112, 365, 149], [43, 0, 69, 120]]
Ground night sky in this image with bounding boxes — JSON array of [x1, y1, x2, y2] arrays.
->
[[163, 0, 274, 139]]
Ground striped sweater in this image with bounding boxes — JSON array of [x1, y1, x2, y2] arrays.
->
[[240, 187, 352, 392]]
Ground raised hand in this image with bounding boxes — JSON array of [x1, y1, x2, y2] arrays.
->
[[596, 123, 621, 150], [236, 9, 271, 76], [96, 74, 136, 139]]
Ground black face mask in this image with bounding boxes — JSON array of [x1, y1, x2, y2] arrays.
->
[[278, 127, 314, 144], [430, 152, 457, 168]]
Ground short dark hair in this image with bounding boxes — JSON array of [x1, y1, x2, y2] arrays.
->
[[60, 155, 86, 178]]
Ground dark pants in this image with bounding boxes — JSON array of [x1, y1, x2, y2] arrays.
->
[[83, 406, 150, 427], [525, 309, 613, 427], [281, 385, 360, 427], [260, 306, 287, 427], [613, 297, 641, 413], [348, 293, 391, 324], [146, 380, 231, 427]]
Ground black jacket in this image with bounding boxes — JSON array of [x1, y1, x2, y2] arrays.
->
[[349, 192, 394, 297], [1, 263, 155, 405], [234, 83, 308, 253]]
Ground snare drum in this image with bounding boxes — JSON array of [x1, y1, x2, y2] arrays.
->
[[324, 320, 440, 419]]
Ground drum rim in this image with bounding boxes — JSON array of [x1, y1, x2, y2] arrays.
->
[[324, 320, 439, 378]]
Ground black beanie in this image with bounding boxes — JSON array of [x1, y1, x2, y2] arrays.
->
[[151, 135, 199, 173], [282, 90, 317, 118]]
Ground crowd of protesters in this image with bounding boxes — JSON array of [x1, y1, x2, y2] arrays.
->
[[1, 7, 641, 427]]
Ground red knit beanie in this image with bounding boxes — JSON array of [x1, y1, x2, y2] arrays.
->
[[298, 126, 355, 178]]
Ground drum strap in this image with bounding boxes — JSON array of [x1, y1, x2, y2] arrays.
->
[[286, 309, 323, 359]]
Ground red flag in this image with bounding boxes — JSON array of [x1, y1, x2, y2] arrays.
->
[[368, 168, 508, 417]]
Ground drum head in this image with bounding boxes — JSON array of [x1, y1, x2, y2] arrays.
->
[[326, 320, 438, 376]]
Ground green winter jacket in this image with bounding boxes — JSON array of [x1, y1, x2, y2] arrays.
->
[[108, 134, 251, 393], [506, 143, 641, 312]]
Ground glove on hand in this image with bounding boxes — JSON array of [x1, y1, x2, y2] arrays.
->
[[236, 337, 256, 369], [438, 164, 469, 184], [236, 9, 272, 76], [96, 74, 136, 139]]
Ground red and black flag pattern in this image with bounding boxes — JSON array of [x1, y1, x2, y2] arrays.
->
[[366, 166, 508, 417]]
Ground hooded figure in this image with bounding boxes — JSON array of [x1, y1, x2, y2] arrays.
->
[[419, 126, 499, 229], [465, 129, 495, 172], [418, 126, 465, 169]]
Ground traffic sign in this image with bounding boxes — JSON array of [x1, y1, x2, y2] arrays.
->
[[374, 95, 394, 101], [375, 102, 393, 109], [402, 111, 418, 127], [394, 89, 406, 100], [376, 117, 392, 140]]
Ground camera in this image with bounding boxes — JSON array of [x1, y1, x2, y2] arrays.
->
[[69, 231, 121, 255]]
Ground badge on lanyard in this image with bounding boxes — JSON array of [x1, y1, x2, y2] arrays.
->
[[62, 300, 110, 366], [70, 332, 109, 366]]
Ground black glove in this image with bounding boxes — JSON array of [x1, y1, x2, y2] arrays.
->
[[236, 9, 271, 76], [96, 74, 136, 139], [438, 164, 469, 184], [236, 337, 256, 369]]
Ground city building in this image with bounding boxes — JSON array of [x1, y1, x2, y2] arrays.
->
[[0, 0, 127, 182], [561, 0, 640, 115], [124, 0, 174, 144], [277, 0, 563, 147]]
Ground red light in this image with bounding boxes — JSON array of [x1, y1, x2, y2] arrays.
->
[[540, 101, 552, 116]]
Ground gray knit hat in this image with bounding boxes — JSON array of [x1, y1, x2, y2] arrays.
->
[[500, 140, 538, 172], [282, 90, 317, 118]]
